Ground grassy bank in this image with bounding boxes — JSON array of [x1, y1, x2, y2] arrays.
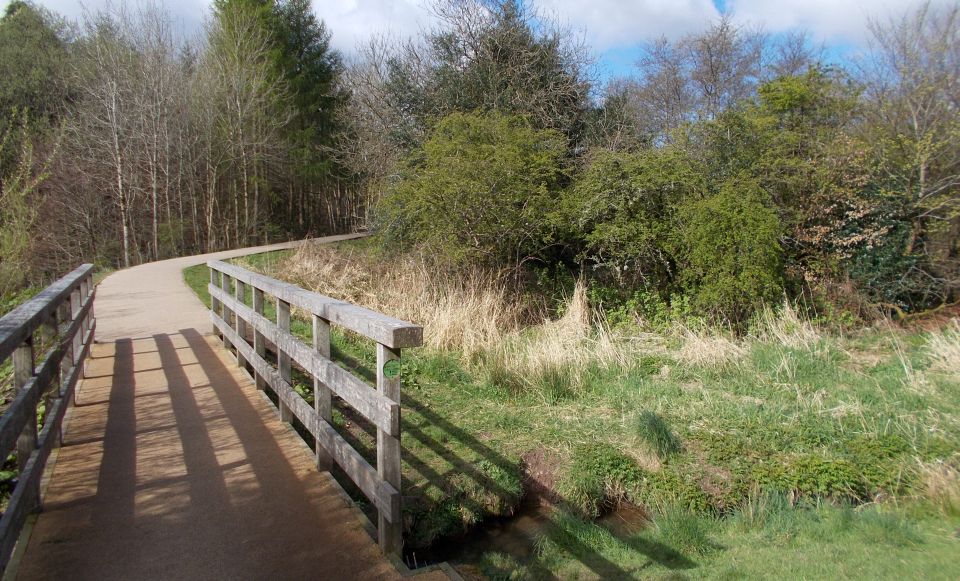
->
[[183, 241, 960, 579]]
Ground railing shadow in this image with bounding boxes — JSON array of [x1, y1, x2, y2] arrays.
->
[[316, 342, 698, 578], [32, 330, 403, 579], [216, 309, 702, 578], [402, 394, 697, 578]]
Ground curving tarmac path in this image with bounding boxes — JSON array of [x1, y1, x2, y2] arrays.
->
[[13, 235, 449, 580]]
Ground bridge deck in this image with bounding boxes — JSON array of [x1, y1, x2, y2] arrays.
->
[[14, 238, 445, 580]]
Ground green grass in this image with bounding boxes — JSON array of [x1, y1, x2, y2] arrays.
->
[[182, 243, 960, 579], [514, 504, 960, 580]]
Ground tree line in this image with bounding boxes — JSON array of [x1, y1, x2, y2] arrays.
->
[[372, 1, 959, 324], [0, 0, 957, 324], [0, 0, 354, 294]]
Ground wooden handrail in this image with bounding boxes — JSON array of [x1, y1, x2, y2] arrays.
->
[[0, 264, 94, 362], [0, 265, 96, 571], [210, 260, 423, 349], [207, 260, 421, 556]]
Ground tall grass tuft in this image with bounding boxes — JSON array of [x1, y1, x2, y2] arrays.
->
[[635, 411, 681, 458], [653, 506, 716, 556], [753, 300, 821, 349], [916, 457, 960, 515], [675, 326, 745, 367], [278, 243, 530, 359], [481, 283, 640, 397], [926, 320, 960, 374]]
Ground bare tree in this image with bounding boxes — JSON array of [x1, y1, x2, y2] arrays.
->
[[130, 2, 181, 260], [201, 4, 291, 246], [861, 1, 960, 294], [70, 7, 141, 267]]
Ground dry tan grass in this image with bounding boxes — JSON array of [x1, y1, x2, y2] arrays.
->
[[926, 319, 960, 374], [269, 243, 852, 395], [753, 300, 821, 349], [674, 326, 746, 368], [484, 283, 643, 395], [275, 243, 529, 359], [915, 456, 960, 514], [275, 245, 650, 396]]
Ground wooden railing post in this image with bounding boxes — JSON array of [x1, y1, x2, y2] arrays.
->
[[210, 267, 222, 337], [69, 286, 81, 376], [12, 337, 37, 490], [40, 312, 60, 446], [376, 343, 402, 555], [220, 274, 233, 352], [79, 277, 89, 340], [81, 273, 94, 385], [252, 287, 266, 391], [235, 279, 248, 370], [57, 298, 72, 399], [277, 298, 293, 423], [312, 314, 333, 471]]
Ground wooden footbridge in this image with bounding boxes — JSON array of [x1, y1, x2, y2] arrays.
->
[[0, 236, 452, 580]]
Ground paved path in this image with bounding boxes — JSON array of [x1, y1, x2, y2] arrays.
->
[[15, 236, 447, 580]]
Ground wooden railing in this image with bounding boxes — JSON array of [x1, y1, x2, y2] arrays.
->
[[207, 260, 422, 555], [0, 265, 96, 569]]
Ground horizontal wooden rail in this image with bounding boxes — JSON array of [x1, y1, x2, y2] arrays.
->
[[207, 260, 422, 556], [0, 264, 96, 572], [211, 261, 423, 349]]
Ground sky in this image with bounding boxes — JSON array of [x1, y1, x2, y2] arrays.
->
[[11, 0, 950, 81]]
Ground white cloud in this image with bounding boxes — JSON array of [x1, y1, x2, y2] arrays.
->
[[728, 0, 950, 44], [533, 0, 721, 51], [20, 0, 207, 32], [313, 0, 434, 54], [18, 0, 437, 53], [17, 0, 950, 58]]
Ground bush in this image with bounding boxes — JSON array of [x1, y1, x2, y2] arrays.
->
[[377, 111, 567, 268], [675, 176, 784, 324], [570, 148, 701, 289]]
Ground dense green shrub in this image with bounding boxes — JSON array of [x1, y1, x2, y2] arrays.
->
[[675, 176, 784, 324], [570, 148, 701, 289], [378, 111, 567, 267]]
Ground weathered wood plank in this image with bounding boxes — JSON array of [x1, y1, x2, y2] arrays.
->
[[377, 343, 403, 554], [314, 415, 401, 522], [0, 264, 94, 362], [211, 315, 399, 521], [252, 287, 267, 391], [209, 261, 423, 349], [210, 285, 399, 435], [276, 298, 293, 423], [313, 314, 333, 471], [13, 339, 37, 475], [0, 300, 94, 464]]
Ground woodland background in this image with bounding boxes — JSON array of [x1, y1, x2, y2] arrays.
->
[[0, 0, 957, 325]]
